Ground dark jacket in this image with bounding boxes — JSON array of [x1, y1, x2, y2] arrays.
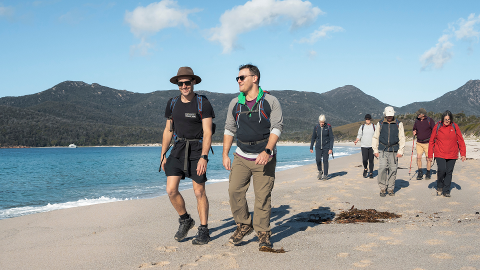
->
[[413, 116, 435, 143], [310, 123, 334, 150]]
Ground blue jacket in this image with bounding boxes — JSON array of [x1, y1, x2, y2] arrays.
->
[[310, 123, 334, 150]]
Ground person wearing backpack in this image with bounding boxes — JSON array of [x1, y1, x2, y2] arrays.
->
[[354, 114, 375, 179], [160, 66, 215, 245], [427, 110, 466, 197], [223, 64, 283, 250], [412, 108, 435, 180], [372, 106, 406, 197], [310, 114, 334, 180]]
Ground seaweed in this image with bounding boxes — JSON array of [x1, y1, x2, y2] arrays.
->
[[334, 207, 401, 223]]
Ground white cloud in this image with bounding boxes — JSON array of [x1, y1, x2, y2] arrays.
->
[[130, 38, 154, 57], [0, 5, 14, 19], [455, 13, 480, 41], [125, 0, 200, 38], [307, 50, 317, 59], [420, 34, 453, 70], [209, 0, 323, 54], [297, 24, 344, 44]]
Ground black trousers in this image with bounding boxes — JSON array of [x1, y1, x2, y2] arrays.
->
[[361, 147, 374, 172], [315, 148, 329, 175], [435, 158, 456, 194]]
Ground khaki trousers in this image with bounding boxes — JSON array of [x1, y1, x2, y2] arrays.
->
[[378, 151, 398, 191], [228, 153, 276, 232]]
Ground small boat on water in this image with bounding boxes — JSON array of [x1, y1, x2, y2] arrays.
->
[[68, 144, 77, 148]]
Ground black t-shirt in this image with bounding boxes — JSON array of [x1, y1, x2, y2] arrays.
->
[[165, 94, 215, 160]]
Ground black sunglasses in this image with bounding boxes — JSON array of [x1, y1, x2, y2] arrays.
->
[[177, 80, 193, 87], [236, 75, 255, 82]]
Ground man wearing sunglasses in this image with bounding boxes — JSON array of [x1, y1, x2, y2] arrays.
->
[[223, 64, 284, 250], [161, 66, 215, 245]]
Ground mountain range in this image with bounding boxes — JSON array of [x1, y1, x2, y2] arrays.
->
[[1, 80, 479, 146]]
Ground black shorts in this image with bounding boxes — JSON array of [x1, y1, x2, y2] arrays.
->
[[164, 156, 207, 184]]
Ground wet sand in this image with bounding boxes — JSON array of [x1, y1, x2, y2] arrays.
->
[[1, 140, 479, 270]]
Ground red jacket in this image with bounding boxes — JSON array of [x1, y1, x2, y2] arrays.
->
[[428, 122, 466, 159]]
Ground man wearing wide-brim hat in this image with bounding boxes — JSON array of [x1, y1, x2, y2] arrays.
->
[[160, 66, 215, 245], [412, 108, 435, 180]]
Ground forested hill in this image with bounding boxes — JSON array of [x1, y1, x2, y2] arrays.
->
[[1, 80, 479, 147]]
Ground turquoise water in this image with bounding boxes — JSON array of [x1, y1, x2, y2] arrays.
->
[[0, 146, 359, 219]]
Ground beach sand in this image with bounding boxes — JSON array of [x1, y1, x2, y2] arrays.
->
[[1, 140, 479, 270]]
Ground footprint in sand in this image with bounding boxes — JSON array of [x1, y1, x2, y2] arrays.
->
[[361, 196, 373, 199], [467, 255, 480, 261], [221, 201, 230, 206], [426, 239, 445, 245], [408, 198, 416, 201], [431, 253, 454, 259], [354, 243, 379, 251], [438, 231, 456, 236], [337, 253, 349, 258], [284, 195, 292, 198], [441, 208, 453, 212], [156, 246, 178, 253], [378, 236, 394, 241], [367, 233, 379, 237], [386, 239, 403, 245], [389, 228, 403, 235], [139, 261, 170, 268], [326, 197, 339, 201], [448, 202, 460, 205], [353, 260, 372, 267], [195, 253, 239, 269]]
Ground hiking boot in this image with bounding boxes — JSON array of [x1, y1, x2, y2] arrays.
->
[[436, 189, 442, 196], [257, 231, 272, 249], [192, 226, 210, 245], [369, 172, 374, 179], [174, 217, 195, 241], [229, 223, 254, 245], [322, 174, 329, 181], [363, 169, 368, 178], [416, 170, 423, 180], [380, 189, 387, 197], [317, 171, 322, 180], [388, 190, 395, 196], [425, 170, 431, 180], [443, 193, 451, 197]]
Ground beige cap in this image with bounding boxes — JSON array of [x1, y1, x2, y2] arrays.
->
[[383, 106, 395, 117]]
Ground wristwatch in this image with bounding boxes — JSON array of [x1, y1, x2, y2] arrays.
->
[[264, 148, 272, 155], [200, 155, 209, 162]]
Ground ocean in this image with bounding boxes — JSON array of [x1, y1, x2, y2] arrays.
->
[[0, 145, 359, 219]]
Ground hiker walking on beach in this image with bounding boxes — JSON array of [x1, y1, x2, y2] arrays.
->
[[428, 110, 466, 197], [354, 114, 375, 179], [223, 64, 283, 250], [372, 106, 405, 197], [160, 67, 215, 245], [412, 108, 435, 180], [310, 114, 334, 180]]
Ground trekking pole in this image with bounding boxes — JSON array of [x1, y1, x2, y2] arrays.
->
[[408, 136, 416, 176]]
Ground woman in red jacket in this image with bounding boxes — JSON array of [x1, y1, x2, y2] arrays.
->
[[428, 110, 466, 197]]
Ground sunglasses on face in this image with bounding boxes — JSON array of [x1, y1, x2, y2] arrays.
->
[[177, 80, 193, 87], [236, 75, 254, 82]]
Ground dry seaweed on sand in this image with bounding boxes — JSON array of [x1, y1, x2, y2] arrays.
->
[[334, 207, 401, 223], [259, 247, 286, 253]]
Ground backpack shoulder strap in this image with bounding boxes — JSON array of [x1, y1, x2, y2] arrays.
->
[[395, 119, 400, 127], [361, 124, 365, 132], [259, 92, 270, 122], [196, 94, 204, 119]]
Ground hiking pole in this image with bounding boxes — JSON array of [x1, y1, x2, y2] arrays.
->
[[408, 136, 416, 176]]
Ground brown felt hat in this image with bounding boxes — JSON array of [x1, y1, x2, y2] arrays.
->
[[170, 67, 202, 84], [416, 108, 427, 115]]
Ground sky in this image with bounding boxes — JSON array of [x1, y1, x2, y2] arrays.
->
[[0, 0, 479, 106]]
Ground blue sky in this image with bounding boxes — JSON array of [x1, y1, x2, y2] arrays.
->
[[0, 0, 479, 106]]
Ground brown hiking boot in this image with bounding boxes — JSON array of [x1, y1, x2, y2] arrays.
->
[[257, 231, 272, 249], [229, 223, 253, 245], [380, 189, 387, 197], [388, 190, 395, 196]]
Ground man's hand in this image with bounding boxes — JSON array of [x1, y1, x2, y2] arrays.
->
[[310, 149, 314, 153], [328, 150, 333, 155], [255, 151, 270, 165], [413, 130, 417, 136], [223, 155, 231, 170], [354, 139, 359, 145], [374, 153, 379, 158], [428, 157, 433, 163], [461, 156, 466, 162], [196, 158, 207, 175], [161, 157, 167, 171], [396, 153, 403, 158]]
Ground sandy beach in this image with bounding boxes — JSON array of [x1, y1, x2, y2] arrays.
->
[[1, 140, 479, 270]]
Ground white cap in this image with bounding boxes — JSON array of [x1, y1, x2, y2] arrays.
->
[[318, 114, 326, 122], [383, 106, 395, 117]]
